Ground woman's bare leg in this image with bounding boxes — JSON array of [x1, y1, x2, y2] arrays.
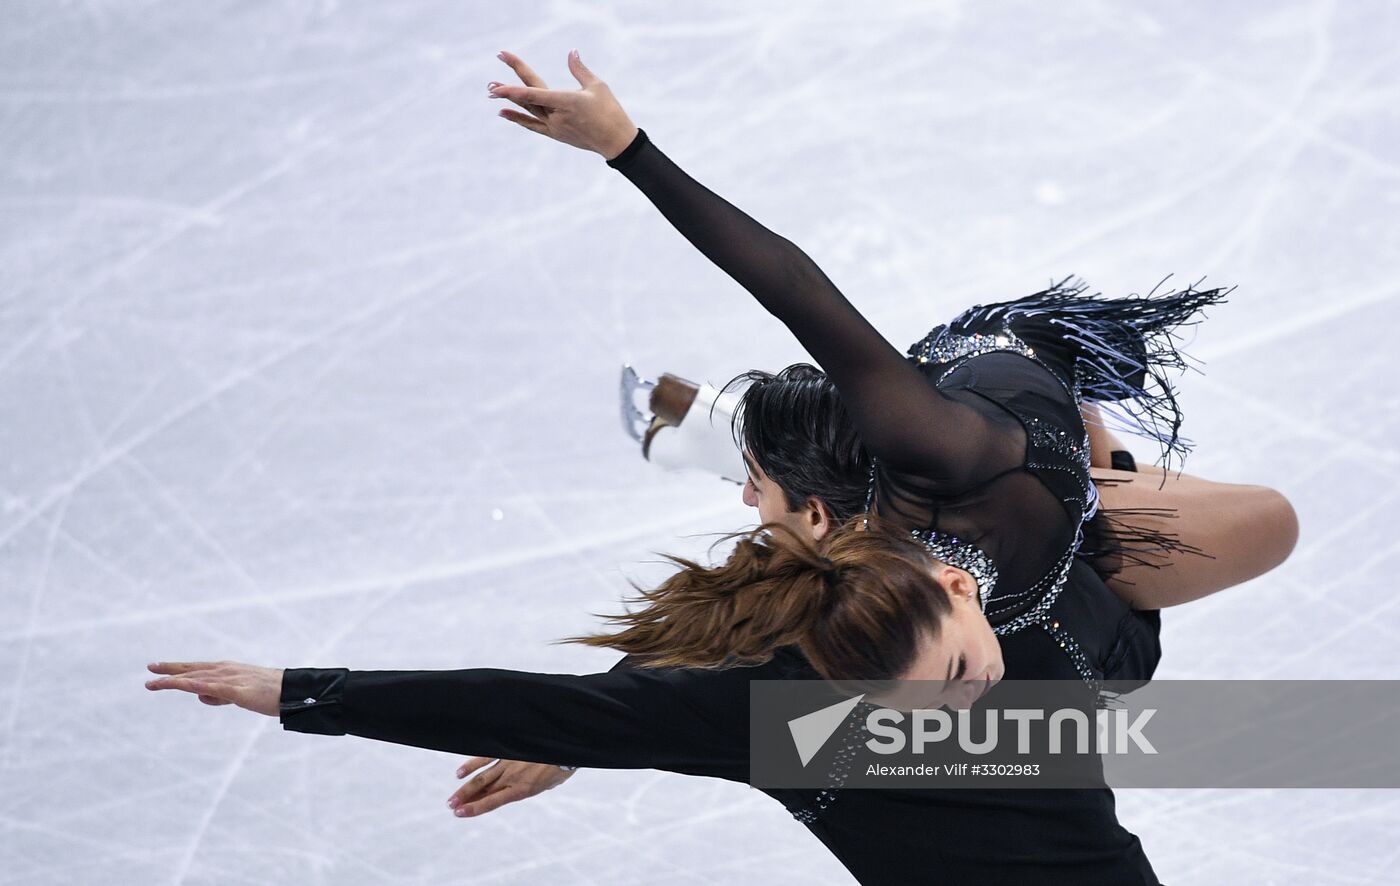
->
[[1090, 468, 1299, 609], [1082, 402, 1137, 470], [1082, 403, 1299, 609]]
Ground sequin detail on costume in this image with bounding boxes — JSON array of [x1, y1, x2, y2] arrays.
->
[[913, 321, 1082, 409], [989, 544, 1076, 633], [1024, 416, 1091, 474], [1022, 414, 1096, 514], [789, 700, 874, 824], [1040, 618, 1102, 695], [863, 463, 1003, 613], [910, 324, 1037, 369], [911, 529, 997, 612]]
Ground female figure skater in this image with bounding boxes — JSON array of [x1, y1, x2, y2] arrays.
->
[[146, 50, 1296, 884], [475, 48, 1259, 685], [447, 376, 1296, 820]]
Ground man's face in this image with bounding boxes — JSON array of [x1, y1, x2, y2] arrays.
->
[[741, 451, 821, 542]]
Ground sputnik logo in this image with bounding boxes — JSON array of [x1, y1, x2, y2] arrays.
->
[[787, 694, 865, 767]]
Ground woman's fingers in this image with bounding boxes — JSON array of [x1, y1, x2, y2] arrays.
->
[[448, 776, 489, 808], [498, 108, 548, 134], [486, 84, 552, 121], [146, 661, 226, 693], [566, 49, 600, 88], [447, 761, 574, 819], [146, 674, 219, 696], [447, 763, 502, 807], [145, 661, 282, 717], [455, 785, 527, 818], [497, 50, 547, 89], [470, 764, 505, 793], [486, 79, 545, 109], [456, 756, 497, 779], [148, 661, 218, 675], [488, 84, 573, 110], [486, 50, 630, 157], [151, 675, 212, 693], [499, 90, 548, 118], [493, 52, 553, 120]]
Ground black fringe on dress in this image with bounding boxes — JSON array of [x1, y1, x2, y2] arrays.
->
[[946, 276, 1232, 472], [1078, 501, 1215, 585]]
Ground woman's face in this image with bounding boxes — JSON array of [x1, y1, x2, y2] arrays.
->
[[877, 565, 1005, 710]]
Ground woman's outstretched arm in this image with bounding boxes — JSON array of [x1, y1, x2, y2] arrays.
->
[[146, 659, 753, 781], [601, 130, 1025, 486], [488, 51, 1018, 489]]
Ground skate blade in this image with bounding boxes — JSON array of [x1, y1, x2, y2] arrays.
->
[[619, 364, 657, 442]]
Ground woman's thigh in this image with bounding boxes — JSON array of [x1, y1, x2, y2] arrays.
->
[[1089, 468, 1299, 609]]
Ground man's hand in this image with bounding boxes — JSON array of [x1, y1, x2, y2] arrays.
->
[[488, 50, 639, 160], [447, 757, 576, 818], [145, 661, 283, 717]]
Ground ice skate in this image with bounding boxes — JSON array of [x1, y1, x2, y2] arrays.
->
[[617, 364, 745, 484]]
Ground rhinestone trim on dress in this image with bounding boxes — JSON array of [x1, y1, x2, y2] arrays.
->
[[990, 538, 1077, 634], [789, 700, 874, 824], [1040, 617, 1102, 694], [912, 322, 1079, 404], [910, 528, 997, 612], [1023, 415, 1091, 474], [889, 322, 1113, 699], [911, 324, 1036, 367]]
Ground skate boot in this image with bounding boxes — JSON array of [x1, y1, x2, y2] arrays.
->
[[618, 365, 746, 485]]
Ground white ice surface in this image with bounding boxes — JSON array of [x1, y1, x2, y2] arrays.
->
[[3, 1, 1399, 883]]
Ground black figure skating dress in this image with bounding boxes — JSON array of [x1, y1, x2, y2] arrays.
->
[[280, 130, 1225, 884]]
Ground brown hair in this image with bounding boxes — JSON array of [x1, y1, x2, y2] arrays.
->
[[568, 519, 952, 683]]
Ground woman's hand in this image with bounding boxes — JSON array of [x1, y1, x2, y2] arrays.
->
[[446, 756, 576, 818], [145, 661, 283, 717], [488, 50, 639, 160]]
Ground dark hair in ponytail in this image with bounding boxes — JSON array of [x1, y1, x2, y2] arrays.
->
[[568, 519, 952, 684]]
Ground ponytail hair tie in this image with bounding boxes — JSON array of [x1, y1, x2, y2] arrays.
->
[[819, 557, 843, 585]]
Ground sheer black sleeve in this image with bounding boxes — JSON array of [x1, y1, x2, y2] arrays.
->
[[607, 130, 1019, 487], [279, 663, 752, 782]]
